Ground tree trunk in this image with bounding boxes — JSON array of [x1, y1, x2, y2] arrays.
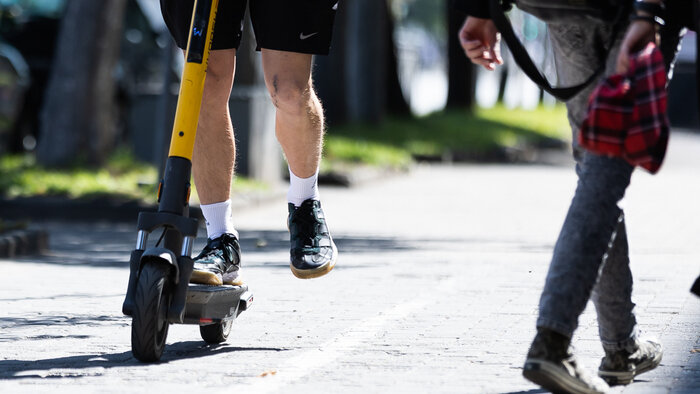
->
[[343, 0, 387, 123], [446, 5, 475, 110], [318, 0, 408, 124], [384, 2, 411, 117], [37, 0, 127, 167], [313, 1, 348, 126]]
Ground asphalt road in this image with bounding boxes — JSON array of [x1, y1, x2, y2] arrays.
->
[[1, 133, 699, 393]]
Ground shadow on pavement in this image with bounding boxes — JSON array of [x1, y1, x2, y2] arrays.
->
[[18, 228, 420, 268], [669, 346, 700, 391], [0, 313, 126, 330], [0, 342, 287, 380], [162, 340, 288, 362]]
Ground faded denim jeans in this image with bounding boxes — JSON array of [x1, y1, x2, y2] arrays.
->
[[526, 0, 685, 354], [536, 21, 639, 352]]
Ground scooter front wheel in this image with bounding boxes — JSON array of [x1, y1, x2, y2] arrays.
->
[[131, 263, 171, 362], [199, 320, 232, 343]]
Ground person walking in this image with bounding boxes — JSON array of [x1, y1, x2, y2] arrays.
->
[[454, 0, 683, 392], [160, 0, 339, 285]]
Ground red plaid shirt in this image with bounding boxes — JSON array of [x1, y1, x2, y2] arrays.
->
[[578, 43, 669, 174]]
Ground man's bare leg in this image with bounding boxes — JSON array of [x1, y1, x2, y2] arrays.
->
[[261, 49, 336, 279], [188, 48, 243, 286], [261, 49, 323, 180], [192, 49, 237, 207]]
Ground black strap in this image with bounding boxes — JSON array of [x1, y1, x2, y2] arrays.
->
[[696, 1, 699, 132], [488, 0, 626, 101]]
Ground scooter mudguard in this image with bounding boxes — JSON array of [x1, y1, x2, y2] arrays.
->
[[168, 255, 194, 323], [122, 249, 144, 316], [122, 247, 179, 316]]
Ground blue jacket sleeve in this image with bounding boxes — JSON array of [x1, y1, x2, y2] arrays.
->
[[452, 0, 491, 18]]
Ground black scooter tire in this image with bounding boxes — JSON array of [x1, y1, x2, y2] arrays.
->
[[131, 263, 171, 362], [200, 320, 232, 343]]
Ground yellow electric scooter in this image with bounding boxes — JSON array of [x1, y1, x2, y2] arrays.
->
[[121, 0, 252, 362]]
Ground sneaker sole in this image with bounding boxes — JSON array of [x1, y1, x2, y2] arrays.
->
[[523, 359, 607, 394], [598, 348, 663, 385], [223, 272, 244, 286], [190, 270, 223, 286], [290, 244, 337, 280]]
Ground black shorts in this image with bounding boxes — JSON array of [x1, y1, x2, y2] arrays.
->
[[160, 0, 338, 55]]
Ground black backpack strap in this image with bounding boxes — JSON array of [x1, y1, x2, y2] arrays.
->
[[695, 1, 700, 127], [488, 0, 626, 101]]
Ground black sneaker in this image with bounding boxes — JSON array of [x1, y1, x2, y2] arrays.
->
[[598, 339, 663, 385], [288, 199, 337, 279], [189, 233, 243, 286], [523, 328, 610, 394]]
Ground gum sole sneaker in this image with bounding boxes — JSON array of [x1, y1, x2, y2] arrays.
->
[[290, 242, 337, 279], [190, 233, 242, 286], [189, 270, 244, 286], [288, 199, 338, 279], [190, 270, 224, 286]]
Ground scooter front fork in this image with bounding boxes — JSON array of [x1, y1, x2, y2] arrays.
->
[[122, 223, 197, 323]]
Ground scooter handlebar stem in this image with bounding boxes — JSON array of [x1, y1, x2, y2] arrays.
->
[[168, 0, 219, 161]]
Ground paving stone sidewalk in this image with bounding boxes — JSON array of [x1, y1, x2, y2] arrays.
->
[[1, 133, 699, 393]]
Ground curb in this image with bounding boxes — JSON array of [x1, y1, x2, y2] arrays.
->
[[0, 228, 49, 258], [0, 196, 203, 223], [0, 190, 287, 224]]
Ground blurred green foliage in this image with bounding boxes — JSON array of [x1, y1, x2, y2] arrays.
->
[[0, 148, 271, 202], [325, 105, 570, 161], [1, 106, 571, 199], [0, 149, 158, 200]]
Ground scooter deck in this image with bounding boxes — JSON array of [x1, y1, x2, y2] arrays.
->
[[182, 284, 253, 325]]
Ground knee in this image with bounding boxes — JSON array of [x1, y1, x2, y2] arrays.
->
[[203, 54, 235, 100], [267, 76, 317, 116]]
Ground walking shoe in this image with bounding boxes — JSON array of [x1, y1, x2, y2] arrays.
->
[[189, 233, 243, 286], [288, 199, 337, 279], [598, 338, 663, 385], [523, 328, 610, 394]]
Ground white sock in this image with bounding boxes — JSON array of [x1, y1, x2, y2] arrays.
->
[[287, 167, 320, 207], [200, 200, 238, 240]]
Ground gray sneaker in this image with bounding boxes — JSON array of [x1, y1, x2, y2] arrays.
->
[[523, 328, 610, 394], [598, 339, 663, 385]]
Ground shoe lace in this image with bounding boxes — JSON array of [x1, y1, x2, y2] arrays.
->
[[200, 235, 234, 263]]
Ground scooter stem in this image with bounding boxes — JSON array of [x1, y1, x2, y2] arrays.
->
[[169, 0, 218, 161], [158, 0, 218, 215]]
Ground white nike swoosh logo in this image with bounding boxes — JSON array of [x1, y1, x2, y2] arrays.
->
[[299, 32, 319, 40], [333, 2, 338, 10]]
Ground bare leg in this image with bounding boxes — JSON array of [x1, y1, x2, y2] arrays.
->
[[261, 49, 323, 178], [261, 49, 336, 279], [188, 49, 242, 286], [192, 49, 237, 205]]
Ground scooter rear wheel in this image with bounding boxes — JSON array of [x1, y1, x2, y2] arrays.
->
[[199, 320, 232, 343], [131, 263, 171, 362]]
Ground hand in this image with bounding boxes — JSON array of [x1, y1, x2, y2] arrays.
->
[[459, 17, 503, 71], [616, 19, 659, 74]]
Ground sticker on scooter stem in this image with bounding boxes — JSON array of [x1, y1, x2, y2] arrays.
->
[[186, 1, 212, 64]]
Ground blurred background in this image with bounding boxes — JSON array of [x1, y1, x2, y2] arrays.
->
[[0, 0, 696, 207]]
